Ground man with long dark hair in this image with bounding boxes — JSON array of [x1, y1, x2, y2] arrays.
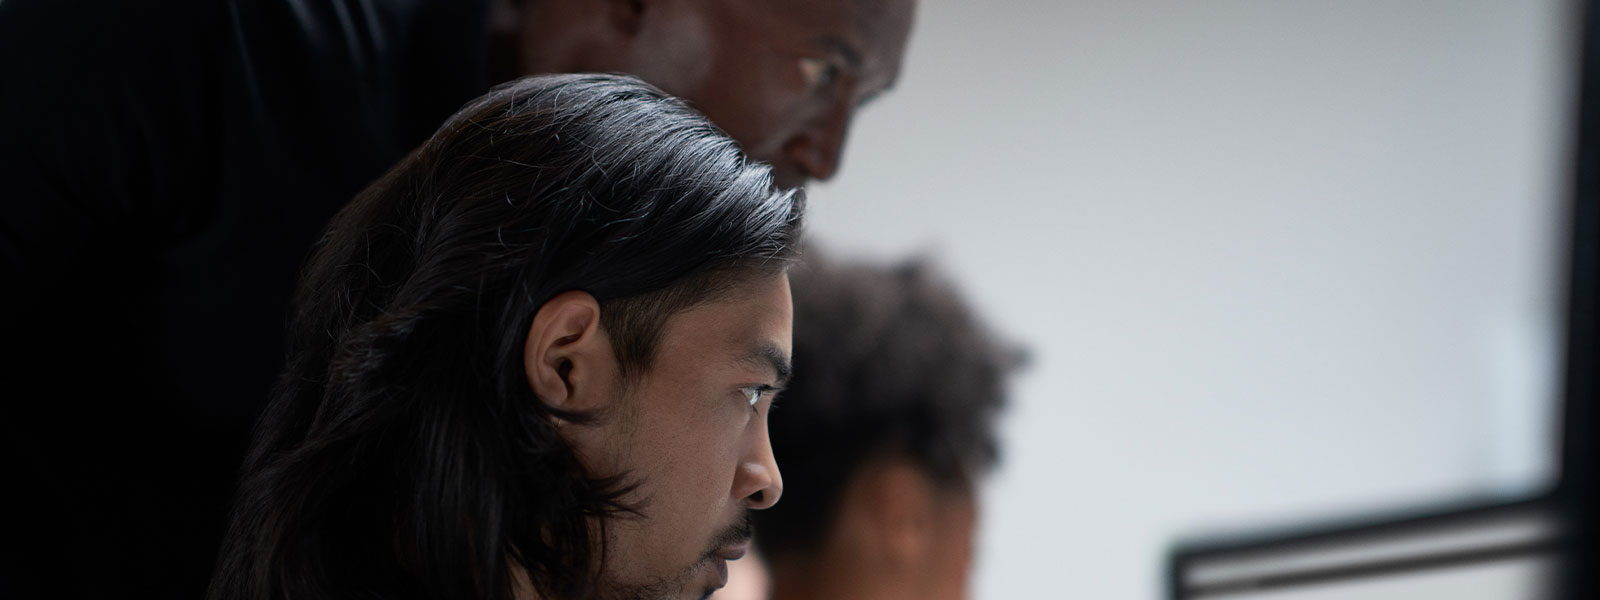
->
[[208, 73, 800, 600], [0, 2, 908, 597]]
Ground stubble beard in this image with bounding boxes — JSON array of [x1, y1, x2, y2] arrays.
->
[[593, 513, 753, 600]]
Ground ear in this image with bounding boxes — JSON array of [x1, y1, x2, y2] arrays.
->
[[523, 290, 611, 412], [854, 459, 938, 565]]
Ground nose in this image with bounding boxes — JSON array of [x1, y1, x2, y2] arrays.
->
[[781, 99, 852, 183], [735, 423, 783, 510]]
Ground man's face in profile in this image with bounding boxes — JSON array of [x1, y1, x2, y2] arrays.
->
[[562, 273, 793, 600], [632, 0, 916, 188]]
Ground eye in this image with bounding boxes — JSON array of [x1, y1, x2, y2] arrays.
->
[[797, 56, 840, 91], [742, 385, 778, 414]]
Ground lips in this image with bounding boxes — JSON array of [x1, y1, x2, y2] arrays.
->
[[712, 539, 750, 561]]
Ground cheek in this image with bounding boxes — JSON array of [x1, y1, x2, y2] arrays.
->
[[634, 10, 718, 93], [637, 400, 747, 507], [695, 64, 804, 158], [557, 418, 629, 479], [622, 421, 746, 569], [942, 507, 980, 596], [682, 414, 749, 493]]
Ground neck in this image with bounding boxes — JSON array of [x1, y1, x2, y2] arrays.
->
[[767, 552, 912, 600]]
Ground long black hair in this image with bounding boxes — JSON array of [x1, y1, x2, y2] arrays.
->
[[209, 73, 802, 600]]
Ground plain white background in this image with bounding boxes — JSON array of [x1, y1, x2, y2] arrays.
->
[[799, 0, 1578, 598]]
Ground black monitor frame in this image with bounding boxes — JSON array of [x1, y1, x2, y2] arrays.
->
[[1166, 494, 1559, 599], [1558, 0, 1599, 593], [1169, 0, 1599, 595]]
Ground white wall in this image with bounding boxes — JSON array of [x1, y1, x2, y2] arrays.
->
[[800, 1, 1577, 598]]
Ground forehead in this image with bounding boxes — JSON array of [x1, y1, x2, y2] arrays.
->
[[648, 273, 794, 374], [764, 0, 914, 37], [751, 0, 916, 80]]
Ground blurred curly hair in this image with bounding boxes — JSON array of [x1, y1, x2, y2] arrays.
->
[[752, 248, 1022, 561]]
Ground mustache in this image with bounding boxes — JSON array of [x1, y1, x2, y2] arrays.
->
[[707, 512, 753, 555]]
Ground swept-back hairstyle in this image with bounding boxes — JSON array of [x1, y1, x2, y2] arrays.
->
[[751, 251, 1019, 562], [209, 74, 802, 600]]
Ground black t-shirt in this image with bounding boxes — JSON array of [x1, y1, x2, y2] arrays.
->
[[0, 1, 487, 597]]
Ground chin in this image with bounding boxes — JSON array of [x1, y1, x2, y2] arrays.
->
[[769, 169, 807, 190]]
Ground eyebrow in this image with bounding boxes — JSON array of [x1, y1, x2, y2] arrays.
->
[[741, 342, 793, 388], [815, 33, 864, 70]]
